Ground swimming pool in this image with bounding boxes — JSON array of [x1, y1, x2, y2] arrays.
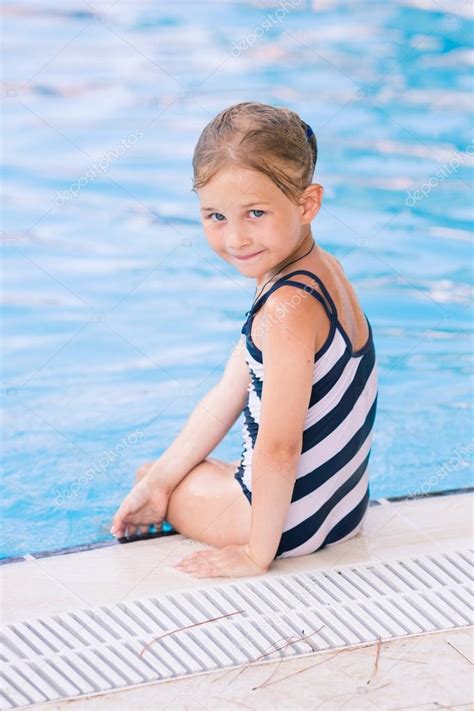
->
[[2, 1, 472, 560]]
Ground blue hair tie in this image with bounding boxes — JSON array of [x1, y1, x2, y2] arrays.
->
[[305, 123, 314, 140]]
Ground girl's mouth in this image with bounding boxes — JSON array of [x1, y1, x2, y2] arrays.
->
[[232, 249, 265, 261]]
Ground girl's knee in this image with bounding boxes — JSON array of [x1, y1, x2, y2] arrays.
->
[[165, 458, 251, 546]]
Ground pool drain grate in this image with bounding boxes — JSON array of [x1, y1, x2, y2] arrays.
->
[[0, 547, 472, 708]]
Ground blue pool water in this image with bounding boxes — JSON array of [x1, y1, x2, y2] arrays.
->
[[2, 1, 473, 560]]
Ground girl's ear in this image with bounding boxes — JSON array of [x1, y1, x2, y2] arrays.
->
[[299, 184, 323, 224]]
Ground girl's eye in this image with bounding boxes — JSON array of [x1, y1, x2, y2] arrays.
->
[[249, 209, 265, 218], [209, 212, 226, 222]]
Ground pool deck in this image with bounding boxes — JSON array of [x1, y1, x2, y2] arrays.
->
[[1, 490, 473, 710]]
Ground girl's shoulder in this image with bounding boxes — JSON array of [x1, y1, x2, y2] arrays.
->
[[262, 250, 369, 356]]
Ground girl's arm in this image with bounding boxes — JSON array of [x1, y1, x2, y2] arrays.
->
[[246, 287, 324, 568], [145, 335, 250, 493]]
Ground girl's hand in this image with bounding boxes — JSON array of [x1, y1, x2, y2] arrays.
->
[[110, 472, 170, 538], [173, 543, 269, 578]]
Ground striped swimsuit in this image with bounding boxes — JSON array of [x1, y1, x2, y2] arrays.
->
[[234, 269, 378, 559]]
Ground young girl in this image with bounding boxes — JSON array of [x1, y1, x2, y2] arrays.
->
[[110, 101, 378, 579]]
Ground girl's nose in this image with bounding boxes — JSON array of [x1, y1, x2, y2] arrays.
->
[[226, 232, 252, 252], [224, 222, 246, 244]]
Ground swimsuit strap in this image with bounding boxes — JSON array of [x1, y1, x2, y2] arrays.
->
[[249, 268, 339, 320]]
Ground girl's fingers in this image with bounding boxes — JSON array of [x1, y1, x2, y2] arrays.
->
[[182, 550, 212, 562], [195, 566, 216, 578], [111, 516, 124, 537]]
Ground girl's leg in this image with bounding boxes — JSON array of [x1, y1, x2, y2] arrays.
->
[[164, 458, 252, 548]]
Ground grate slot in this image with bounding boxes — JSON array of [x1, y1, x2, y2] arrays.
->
[[0, 691, 15, 710], [294, 608, 347, 647], [174, 593, 240, 666], [182, 629, 225, 669], [135, 599, 174, 631], [400, 594, 446, 630], [416, 591, 467, 628], [129, 638, 177, 678], [427, 554, 466, 584], [89, 608, 134, 639], [175, 628, 220, 672], [317, 572, 352, 602], [450, 584, 473, 609], [116, 602, 154, 634], [154, 596, 193, 628], [329, 603, 375, 642], [291, 574, 329, 605], [321, 571, 360, 600], [223, 584, 269, 617], [436, 588, 473, 624], [194, 589, 255, 661], [284, 611, 331, 652], [259, 613, 313, 656], [456, 551, 473, 569], [52, 615, 96, 647], [90, 647, 137, 686], [351, 569, 391, 596], [368, 565, 412, 594], [415, 557, 455, 586], [7, 660, 60, 700], [68, 652, 113, 691], [205, 622, 250, 665], [195, 588, 230, 616], [148, 599, 224, 672], [223, 619, 275, 661], [30, 658, 80, 697], [98, 607, 141, 637], [384, 561, 424, 590], [446, 551, 473, 579], [66, 611, 109, 643], [345, 569, 384, 598], [133, 600, 168, 634], [253, 613, 311, 657], [285, 608, 345, 649], [372, 597, 424, 635], [180, 590, 223, 619], [2, 628, 41, 660], [302, 607, 360, 646], [355, 600, 401, 637], [36, 619, 76, 652], [275, 577, 311, 607], [246, 582, 280, 611], [123, 639, 172, 680], [0, 634, 27, 662], [1, 668, 39, 706], [15, 622, 58, 655], [44, 656, 95, 695], [173, 589, 245, 669], [404, 558, 448, 589], [372, 598, 418, 635]]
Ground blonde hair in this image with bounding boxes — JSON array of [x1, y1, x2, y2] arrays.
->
[[192, 101, 317, 205]]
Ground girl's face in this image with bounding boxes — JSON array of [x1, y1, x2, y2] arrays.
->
[[198, 166, 321, 281]]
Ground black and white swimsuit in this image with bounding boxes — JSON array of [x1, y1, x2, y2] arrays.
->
[[233, 269, 379, 559]]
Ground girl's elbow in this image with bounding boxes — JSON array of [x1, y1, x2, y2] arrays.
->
[[256, 439, 301, 459]]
